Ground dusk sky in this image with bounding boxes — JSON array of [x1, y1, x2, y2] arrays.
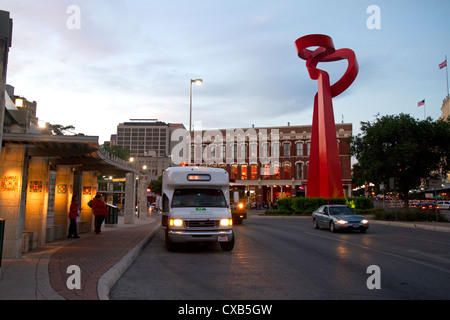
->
[[2, 0, 450, 143]]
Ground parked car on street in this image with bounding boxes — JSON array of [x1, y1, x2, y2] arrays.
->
[[436, 201, 450, 210], [312, 205, 369, 233], [419, 202, 440, 212]]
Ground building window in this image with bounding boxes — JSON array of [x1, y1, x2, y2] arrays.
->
[[262, 163, 270, 179], [262, 142, 270, 157], [295, 162, 304, 179], [306, 141, 311, 156], [249, 143, 257, 159], [272, 143, 279, 157], [202, 145, 207, 162], [231, 164, 238, 180], [241, 164, 248, 180], [240, 144, 247, 159], [220, 144, 226, 160], [273, 163, 280, 179], [283, 162, 291, 179], [296, 142, 303, 156], [232, 143, 238, 159], [250, 164, 258, 180], [190, 145, 195, 161], [283, 143, 290, 156]]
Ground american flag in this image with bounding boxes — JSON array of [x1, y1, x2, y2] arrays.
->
[[417, 99, 425, 107], [439, 60, 447, 69]]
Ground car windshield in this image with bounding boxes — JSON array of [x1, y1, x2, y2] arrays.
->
[[329, 206, 355, 216], [172, 188, 227, 208]]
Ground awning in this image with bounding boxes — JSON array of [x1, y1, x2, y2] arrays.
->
[[2, 133, 140, 175]]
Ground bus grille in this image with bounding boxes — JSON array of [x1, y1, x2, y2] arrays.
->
[[185, 220, 219, 228]]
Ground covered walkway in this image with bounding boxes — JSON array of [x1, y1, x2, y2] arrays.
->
[[0, 132, 142, 259]]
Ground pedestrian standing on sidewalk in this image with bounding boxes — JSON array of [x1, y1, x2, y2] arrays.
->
[[68, 194, 80, 238], [91, 193, 107, 234]]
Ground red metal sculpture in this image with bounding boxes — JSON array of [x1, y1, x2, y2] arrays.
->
[[295, 34, 358, 198]]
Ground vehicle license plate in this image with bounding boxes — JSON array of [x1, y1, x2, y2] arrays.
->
[[353, 224, 360, 228], [218, 236, 228, 242]]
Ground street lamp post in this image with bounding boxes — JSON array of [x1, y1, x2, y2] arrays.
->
[[189, 78, 203, 133]]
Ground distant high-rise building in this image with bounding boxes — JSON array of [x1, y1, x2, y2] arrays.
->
[[115, 119, 185, 176], [116, 119, 171, 157]]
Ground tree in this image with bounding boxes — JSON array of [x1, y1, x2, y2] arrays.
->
[[148, 175, 162, 195], [350, 113, 450, 206], [102, 143, 130, 161], [41, 123, 84, 136]]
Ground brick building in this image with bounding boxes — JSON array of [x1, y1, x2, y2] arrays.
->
[[188, 123, 352, 205]]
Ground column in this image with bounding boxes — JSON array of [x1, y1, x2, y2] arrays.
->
[[106, 181, 113, 204], [80, 171, 97, 232], [0, 145, 27, 258], [25, 157, 49, 246], [124, 172, 136, 224], [138, 174, 148, 220], [54, 166, 73, 237]]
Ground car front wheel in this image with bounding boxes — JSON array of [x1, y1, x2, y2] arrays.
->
[[330, 221, 337, 233], [313, 219, 320, 229]]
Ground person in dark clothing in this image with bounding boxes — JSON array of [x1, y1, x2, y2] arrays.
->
[[91, 194, 107, 234], [67, 195, 80, 238]]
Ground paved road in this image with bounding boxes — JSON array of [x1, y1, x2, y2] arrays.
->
[[110, 215, 450, 300]]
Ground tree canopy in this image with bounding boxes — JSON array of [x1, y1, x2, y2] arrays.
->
[[102, 143, 130, 161], [148, 175, 162, 195], [350, 113, 450, 205], [41, 123, 82, 135]]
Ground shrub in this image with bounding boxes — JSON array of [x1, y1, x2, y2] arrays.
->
[[276, 198, 293, 212], [372, 208, 448, 222], [264, 197, 374, 215], [352, 197, 374, 210]]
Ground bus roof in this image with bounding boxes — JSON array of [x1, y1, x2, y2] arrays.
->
[[163, 166, 229, 187]]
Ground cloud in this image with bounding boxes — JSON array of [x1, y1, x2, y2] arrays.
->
[[2, 0, 450, 144]]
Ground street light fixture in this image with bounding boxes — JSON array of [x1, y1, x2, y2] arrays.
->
[[189, 78, 203, 133]]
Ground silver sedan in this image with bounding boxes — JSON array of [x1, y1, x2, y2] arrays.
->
[[312, 205, 369, 233]]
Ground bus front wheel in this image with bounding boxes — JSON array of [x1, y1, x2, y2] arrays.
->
[[220, 234, 235, 251]]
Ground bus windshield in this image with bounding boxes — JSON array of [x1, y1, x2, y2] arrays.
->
[[172, 188, 228, 208]]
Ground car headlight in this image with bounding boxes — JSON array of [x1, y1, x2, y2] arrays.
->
[[361, 219, 369, 224], [238, 203, 244, 209], [336, 220, 348, 224], [169, 219, 183, 227], [220, 218, 233, 227]]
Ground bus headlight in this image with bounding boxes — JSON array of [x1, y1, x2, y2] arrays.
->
[[220, 218, 233, 227], [169, 219, 183, 227]]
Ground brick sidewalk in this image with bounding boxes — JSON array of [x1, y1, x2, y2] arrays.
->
[[48, 217, 161, 300]]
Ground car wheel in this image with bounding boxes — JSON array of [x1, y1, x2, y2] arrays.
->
[[330, 221, 337, 233], [313, 219, 320, 229]]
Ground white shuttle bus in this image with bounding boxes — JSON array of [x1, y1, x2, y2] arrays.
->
[[161, 166, 234, 251]]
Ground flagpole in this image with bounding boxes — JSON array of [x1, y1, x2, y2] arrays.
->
[[424, 101, 426, 119], [446, 55, 449, 97]]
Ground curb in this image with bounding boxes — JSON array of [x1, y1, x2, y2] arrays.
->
[[97, 223, 161, 300], [369, 220, 450, 233]]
